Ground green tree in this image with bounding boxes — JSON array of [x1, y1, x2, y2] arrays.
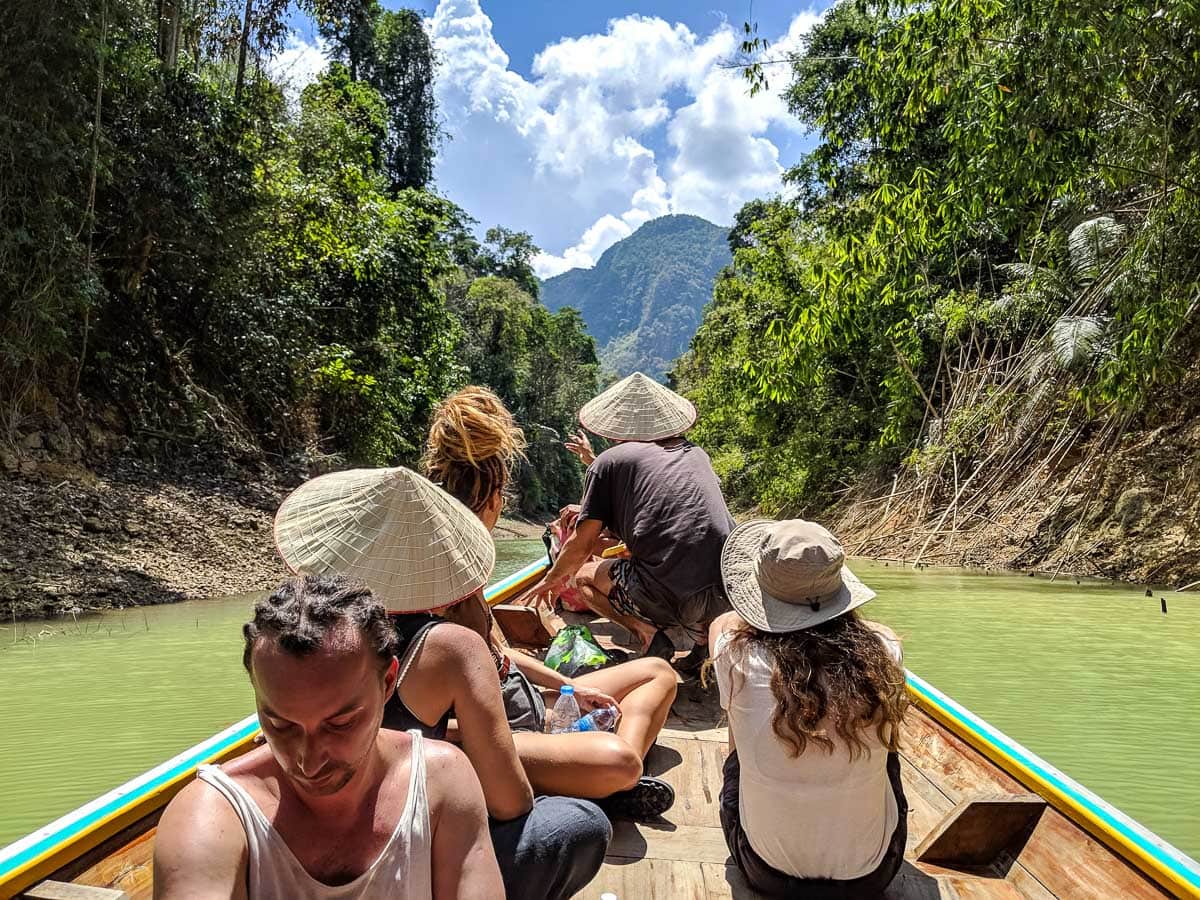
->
[[684, 0, 1200, 517], [372, 9, 438, 192], [447, 276, 599, 512]]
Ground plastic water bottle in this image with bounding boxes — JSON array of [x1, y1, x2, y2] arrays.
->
[[546, 685, 581, 733], [576, 706, 619, 733]]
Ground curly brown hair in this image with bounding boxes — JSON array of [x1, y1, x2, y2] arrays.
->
[[243, 574, 396, 673], [723, 611, 908, 759], [422, 386, 527, 513]]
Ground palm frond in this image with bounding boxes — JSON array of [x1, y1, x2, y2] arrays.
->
[[1049, 315, 1107, 371], [997, 262, 1074, 303], [1068, 217, 1126, 284]]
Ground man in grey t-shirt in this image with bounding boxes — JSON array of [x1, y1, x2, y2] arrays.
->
[[526, 374, 734, 670]]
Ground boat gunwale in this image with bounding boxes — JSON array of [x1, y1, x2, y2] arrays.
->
[[907, 671, 1200, 897], [2, 555, 1197, 898]]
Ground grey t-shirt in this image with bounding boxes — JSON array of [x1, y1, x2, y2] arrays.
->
[[578, 439, 735, 609]]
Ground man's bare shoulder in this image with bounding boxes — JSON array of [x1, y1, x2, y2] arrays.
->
[[418, 738, 486, 813], [220, 743, 281, 779], [154, 775, 249, 898]]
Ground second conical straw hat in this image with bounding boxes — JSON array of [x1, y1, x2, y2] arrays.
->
[[578, 372, 697, 441], [273, 466, 495, 613]]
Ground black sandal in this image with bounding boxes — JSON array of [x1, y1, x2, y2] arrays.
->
[[671, 642, 709, 677], [599, 775, 675, 821]]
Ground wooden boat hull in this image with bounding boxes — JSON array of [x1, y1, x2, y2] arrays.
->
[[3, 557, 1198, 899]]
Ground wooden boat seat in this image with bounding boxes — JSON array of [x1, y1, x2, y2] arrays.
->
[[24, 881, 130, 899], [492, 603, 554, 649], [915, 793, 1047, 870]]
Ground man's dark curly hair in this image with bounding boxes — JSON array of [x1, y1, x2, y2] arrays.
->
[[242, 574, 397, 673]]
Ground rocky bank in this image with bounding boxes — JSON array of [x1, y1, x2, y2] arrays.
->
[[1, 416, 545, 621]]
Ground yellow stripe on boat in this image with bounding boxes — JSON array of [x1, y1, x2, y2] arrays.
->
[[907, 672, 1200, 898], [483, 555, 550, 606], [0, 714, 262, 897]]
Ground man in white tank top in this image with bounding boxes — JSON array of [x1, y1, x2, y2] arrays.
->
[[153, 575, 503, 899]]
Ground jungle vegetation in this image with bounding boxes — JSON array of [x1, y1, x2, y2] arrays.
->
[[0, 0, 597, 512], [677, 0, 1200, 526]]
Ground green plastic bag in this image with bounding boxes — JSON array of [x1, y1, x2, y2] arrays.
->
[[544, 624, 609, 677]]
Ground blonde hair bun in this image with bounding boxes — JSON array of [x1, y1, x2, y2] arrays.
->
[[423, 387, 527, 513]]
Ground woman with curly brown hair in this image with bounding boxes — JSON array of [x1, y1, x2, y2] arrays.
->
[[710, 519, 909, 898], [419, 386, 679, 820]]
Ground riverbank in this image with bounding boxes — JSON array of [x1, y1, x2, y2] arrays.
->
[[830, 400, 1200, 588], [0, 458, 547, 621]]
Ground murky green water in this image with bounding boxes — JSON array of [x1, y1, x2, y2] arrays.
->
[[0, 540, 546, 849], [1, 546, 1196, 860], [856, 560, 1199, 859]]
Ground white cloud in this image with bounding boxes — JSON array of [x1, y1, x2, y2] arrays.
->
[[261, 4, 824, 280], [267, 32, 329, 104], [429, 1, 822, 279]]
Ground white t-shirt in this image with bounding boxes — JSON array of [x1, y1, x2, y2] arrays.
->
[[714, 626, 902, 880]]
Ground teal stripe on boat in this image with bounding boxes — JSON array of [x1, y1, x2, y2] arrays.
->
[[0, 714, 260, 880], [483, 556, 549, 603], [906, 671, 1200, 890]]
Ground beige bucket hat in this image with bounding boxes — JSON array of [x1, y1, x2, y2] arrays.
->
[[721, 519, 876, 633], [273, 466, 495, 613], [578, 372, 697, 441]]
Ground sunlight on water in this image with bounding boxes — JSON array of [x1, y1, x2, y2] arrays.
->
[[856, 560, 1200, 858], [1, 545, 1196, 861], [0, 540, 545, 848]]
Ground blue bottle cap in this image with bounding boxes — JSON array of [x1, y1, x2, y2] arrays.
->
[[560, 685, 574, 694], [577, 716, 596, 732]]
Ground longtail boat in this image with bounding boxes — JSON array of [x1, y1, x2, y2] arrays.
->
[[2, 558, 1198, 899]]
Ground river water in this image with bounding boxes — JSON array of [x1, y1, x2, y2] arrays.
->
[[0, 544, 1196, 860]]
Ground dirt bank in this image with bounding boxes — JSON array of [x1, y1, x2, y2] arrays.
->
[[0, 456, 550, 622], [0, 456, 290, 621], [831, 395, 1200, 588]]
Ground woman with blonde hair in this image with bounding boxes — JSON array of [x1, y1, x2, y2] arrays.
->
[[416, 386, 679, 819]]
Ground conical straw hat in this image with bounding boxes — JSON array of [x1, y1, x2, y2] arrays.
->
[[273, 466, 495, 613], [578, 372, 697, 441]]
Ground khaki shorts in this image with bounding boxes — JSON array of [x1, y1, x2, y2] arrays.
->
[[608, 558, 729, 644]]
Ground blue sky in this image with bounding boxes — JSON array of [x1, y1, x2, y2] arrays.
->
[[275, 1, 830, 276]]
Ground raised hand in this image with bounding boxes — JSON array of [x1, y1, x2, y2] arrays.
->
[[563, 429, 595, 466]]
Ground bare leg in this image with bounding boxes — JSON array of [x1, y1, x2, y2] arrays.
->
[[512, 658, 677, 797], [573, 559, 658, 650], [573, 658, 677, 758], [512, 730, 643, 797]]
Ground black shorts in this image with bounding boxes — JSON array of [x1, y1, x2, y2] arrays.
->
[[719, 749, 908, 898], [608, 559, 729, 643]]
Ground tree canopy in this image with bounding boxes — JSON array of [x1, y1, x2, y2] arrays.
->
[[679, 0, 1200, 514], [0, 0, 597, 512]]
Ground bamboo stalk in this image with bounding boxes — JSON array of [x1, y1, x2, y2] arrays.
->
[[912, 446, 1003, 568]]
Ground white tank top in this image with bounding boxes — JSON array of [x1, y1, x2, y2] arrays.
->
[[196, 729, 432, 899], [714, 630, 902, 880]]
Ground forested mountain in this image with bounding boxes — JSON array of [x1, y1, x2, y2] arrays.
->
[[540, 215, 730, 380], [0, 0, 595, 513]]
